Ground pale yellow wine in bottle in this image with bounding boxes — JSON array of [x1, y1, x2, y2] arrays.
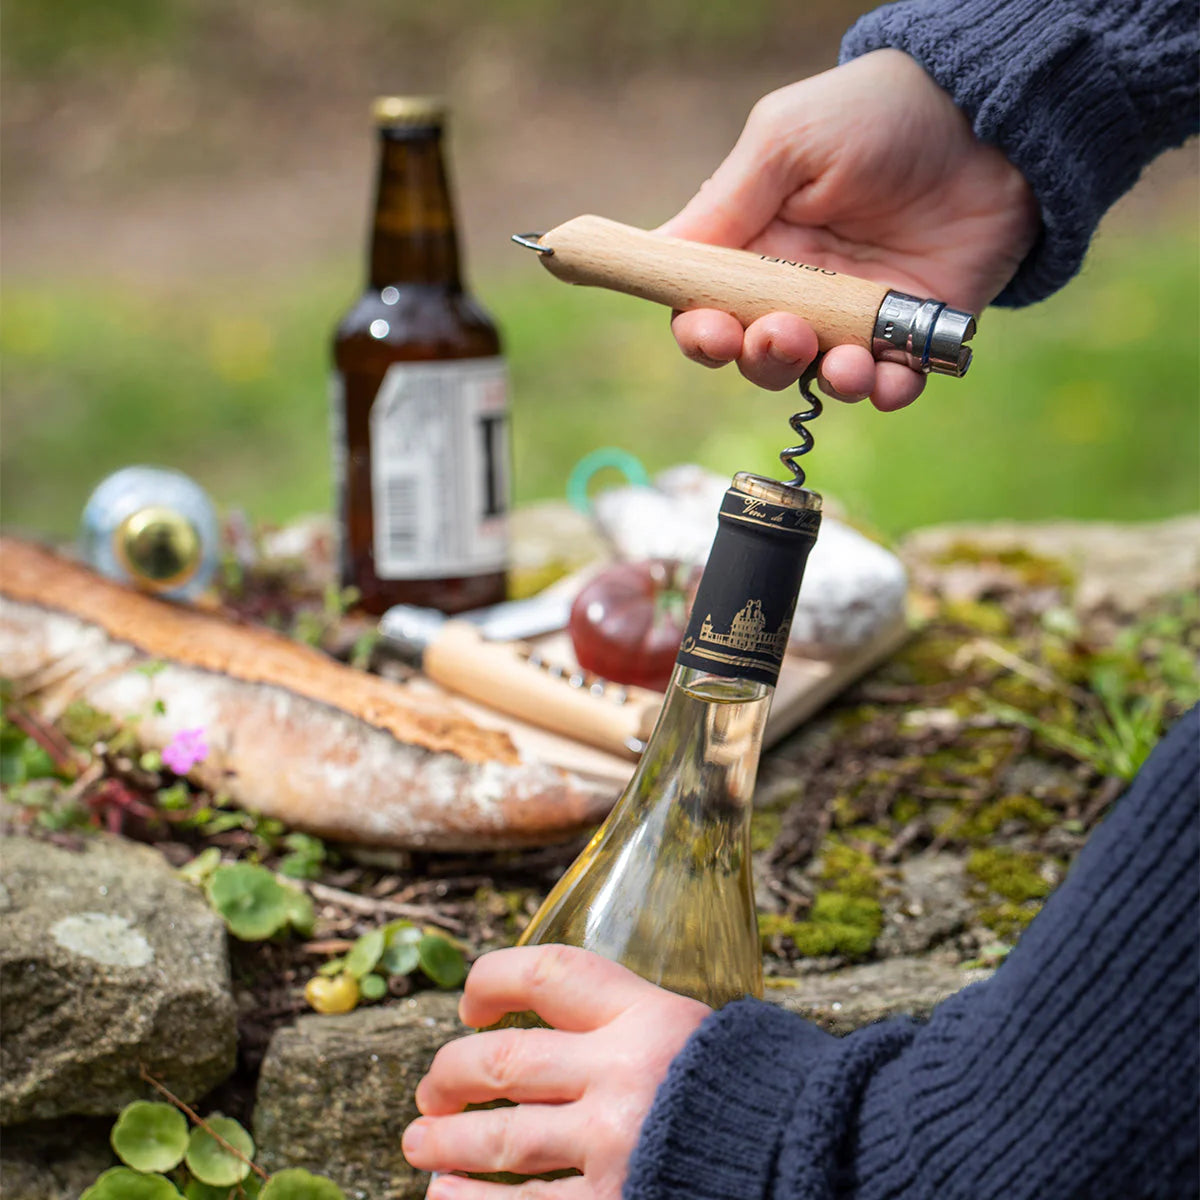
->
[[474, 472, 821, 1182]]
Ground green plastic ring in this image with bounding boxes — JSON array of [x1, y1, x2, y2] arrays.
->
[[566, 447, 651, 514]]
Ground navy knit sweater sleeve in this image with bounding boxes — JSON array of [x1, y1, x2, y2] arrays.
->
[[839, 0, 1199, 306], [623, 706, 1199, 1199]]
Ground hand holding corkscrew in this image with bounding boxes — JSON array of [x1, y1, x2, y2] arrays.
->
[[659, 50, 1039, 409], [513, 211, 974, 487], [516, 51, 1038, 425], [512, 55, 1041, 488]]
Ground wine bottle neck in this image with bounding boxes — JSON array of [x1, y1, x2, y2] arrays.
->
[[676, 480, 821, 690], [620, 664, 772, 826], [368, 126, 463, 290]]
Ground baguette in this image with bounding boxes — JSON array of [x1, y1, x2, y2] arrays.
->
[[0, 538, 614, 849]]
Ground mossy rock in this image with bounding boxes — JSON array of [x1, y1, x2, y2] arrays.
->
[[253, 993, 464, 1199], [0, 836, 235, 1123]]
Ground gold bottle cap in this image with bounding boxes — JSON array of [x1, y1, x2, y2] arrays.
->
[[113, 506, 203, 592], [372, 96, 446, 127]]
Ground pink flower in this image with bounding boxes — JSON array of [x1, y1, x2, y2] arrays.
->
[[162, 727, 209, 775]]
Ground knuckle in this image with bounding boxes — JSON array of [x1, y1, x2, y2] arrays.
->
[[584, 1100, 636, 1160], [489, 1102, 561, 1175], [495, 1104, 525, 1167], [526, 942, 580, 992], [745, 95, 773, 129], [481, 1030, 524, 1091], [747, 87, 788, 130]]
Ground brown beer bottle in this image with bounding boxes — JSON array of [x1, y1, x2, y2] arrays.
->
[[332, 96, 509, 615]]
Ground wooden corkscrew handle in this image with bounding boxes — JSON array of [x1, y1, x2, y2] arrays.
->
[[532, 215, 888, 353], [518, 215, 976, 375]]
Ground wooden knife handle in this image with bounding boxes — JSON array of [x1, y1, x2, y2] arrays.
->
[[423, 621, 660, 759], [536, 215, 890, 352]]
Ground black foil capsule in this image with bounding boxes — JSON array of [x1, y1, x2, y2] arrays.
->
[[676, 473, 822, 687]]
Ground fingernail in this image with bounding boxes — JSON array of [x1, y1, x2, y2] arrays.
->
[[768, 341, 803, 366], [403, 1121, 426, 1155], [821, 380, 865, 403], [429, 1176, 462, 1198]]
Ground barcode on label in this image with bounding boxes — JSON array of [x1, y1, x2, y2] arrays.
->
[[380, 476, 419, 560], [370, 356, 509, 579]]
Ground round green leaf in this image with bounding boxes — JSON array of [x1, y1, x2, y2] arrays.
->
[[260, 1169, 346, 1199], [183, 1177, 261, 1200], [82, 1168, 184, 1200], [317, 955, 346, 977], [379, 941, 419, 977], [206, 865, 291, 941], [284, 886, 316, 936], [344, 929, 384, 978], [184, 1182, 243, 1200], [178, 847, 223, 886], [358, 972, 387, 1001], [417, 934, 467, 989], [382, 919, 420, 946], [22, 741, 59, 780], [185, 1116, 255, 1186], [110, 1100, 188, 1172]]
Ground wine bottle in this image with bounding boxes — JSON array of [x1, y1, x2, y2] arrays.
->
[[515, 471, 821, 1007], [466, 472, 821, 1184]]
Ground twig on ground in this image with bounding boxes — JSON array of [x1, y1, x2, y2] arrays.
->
[[304, 880, 469, 934], [882, 818, 933, 863], [953, 638, 1090, 704], [138, 1064, 269, 1181], [1080, 775, 1126, 829]]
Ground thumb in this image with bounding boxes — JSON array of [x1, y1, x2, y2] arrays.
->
[[656, 105, 797, 248]]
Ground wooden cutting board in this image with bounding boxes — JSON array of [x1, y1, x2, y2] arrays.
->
[[406, 614, 910, 793]]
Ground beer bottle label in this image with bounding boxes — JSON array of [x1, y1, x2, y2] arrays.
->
[[368, 356, 509, 579], [676, 487, 820, 686]]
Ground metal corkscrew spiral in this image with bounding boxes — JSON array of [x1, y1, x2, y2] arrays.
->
[[778, 359, 823, 489]]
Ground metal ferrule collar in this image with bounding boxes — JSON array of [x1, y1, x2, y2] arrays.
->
[[873, 291, 976, 377]]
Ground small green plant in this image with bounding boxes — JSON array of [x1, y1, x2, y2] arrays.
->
[[84, 1089, 347, 1199], [984, 592, 1198, 782], [178, 847, 223, 885], [203, 863, 314, 941], [306, 919, 467, 1013], [962, 941, 1014, 970], [83, 1168, 184, 1199], [185, 1117, 256, 1186], [291, 584, 361, 649], [989, 665, 1166, 781], [111, 1101, 189, 1172], [261, 1172, 348, 1199], [0, 705, 75, 787], [277, 832, 326, 881]]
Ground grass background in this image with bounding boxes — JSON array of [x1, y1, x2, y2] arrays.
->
[[3, 218, 1197, 542]]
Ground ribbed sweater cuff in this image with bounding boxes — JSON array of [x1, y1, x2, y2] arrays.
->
[[623, 999, 836, 1199], [839, 0, 1156, 306]]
